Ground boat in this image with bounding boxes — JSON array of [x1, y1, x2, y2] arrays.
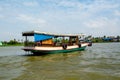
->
[[22, 31, 91, 54]]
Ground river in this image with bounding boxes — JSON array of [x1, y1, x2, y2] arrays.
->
[[0, 43, 120, 80]]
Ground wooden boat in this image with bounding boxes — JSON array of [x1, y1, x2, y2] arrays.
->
[[22, 31, 91, 54]]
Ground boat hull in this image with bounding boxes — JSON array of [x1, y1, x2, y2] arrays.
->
[[31, 46, 86, 54], [22, 43, 88, 55]]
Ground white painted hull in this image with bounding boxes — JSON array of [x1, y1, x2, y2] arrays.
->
[[23, 43, 89, 51]]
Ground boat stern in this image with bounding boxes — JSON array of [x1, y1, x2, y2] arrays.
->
[[22, 47, 35, 51]]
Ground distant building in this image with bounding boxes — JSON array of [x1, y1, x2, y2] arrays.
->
[[113, 38, 120, 42], [102, 38, 112, 41]]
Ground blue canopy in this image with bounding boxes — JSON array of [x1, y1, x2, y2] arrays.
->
[[34, 34, 54, 42]]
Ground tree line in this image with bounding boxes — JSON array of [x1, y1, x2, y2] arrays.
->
[[91, 35, 120, 43], [0, 35, 120, 46], [1, 39, 23, 46]]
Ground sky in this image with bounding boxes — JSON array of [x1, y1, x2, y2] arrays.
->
[[0, 0, 120, 41]]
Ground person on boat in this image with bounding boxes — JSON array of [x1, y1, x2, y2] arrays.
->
[[35, 41, 42, 46]]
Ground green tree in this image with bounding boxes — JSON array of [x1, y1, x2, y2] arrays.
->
[[8, 39, 18, 45]]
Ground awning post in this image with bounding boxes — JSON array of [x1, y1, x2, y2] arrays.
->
[[25, 36, 28, 46]]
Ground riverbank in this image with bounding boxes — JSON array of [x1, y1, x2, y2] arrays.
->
[[92, 41, 120, 43], [0, 44, 24, 47], [1, 42, 120, 47]]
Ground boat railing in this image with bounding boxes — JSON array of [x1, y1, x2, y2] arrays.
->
[[24, 40, 81, 47], [24, 41, 35, 47]]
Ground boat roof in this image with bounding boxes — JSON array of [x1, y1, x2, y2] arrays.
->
[[22, 31, 85, 37]]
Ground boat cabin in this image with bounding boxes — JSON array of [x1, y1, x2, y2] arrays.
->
[[22, 31, 85, 47]]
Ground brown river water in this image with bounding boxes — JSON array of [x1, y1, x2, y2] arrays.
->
[[0, 43, 120, 80]]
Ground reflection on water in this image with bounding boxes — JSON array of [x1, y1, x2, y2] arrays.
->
[[0, 43, 120, 80]]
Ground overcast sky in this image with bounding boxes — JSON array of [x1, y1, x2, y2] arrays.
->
[[0, 0, 120, 41]]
